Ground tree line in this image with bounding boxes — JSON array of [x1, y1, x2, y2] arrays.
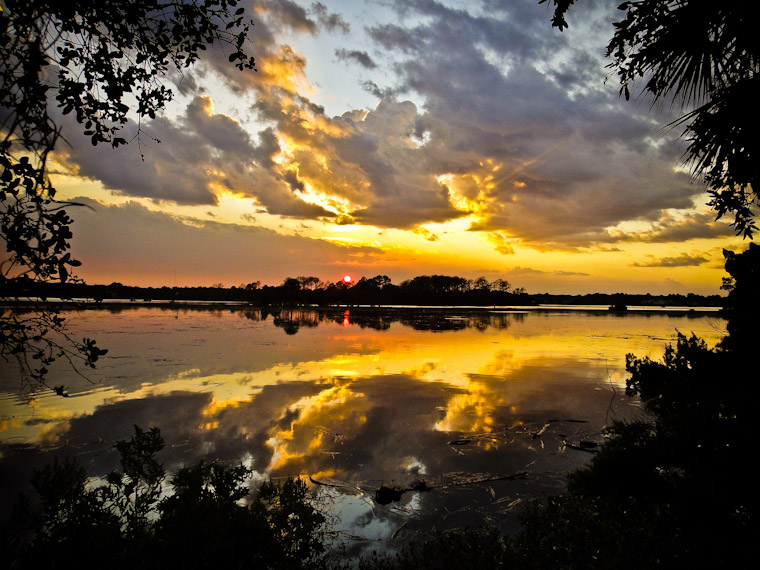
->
[[1, 273, 725, 307]]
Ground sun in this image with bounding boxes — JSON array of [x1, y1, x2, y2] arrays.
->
[[343, 275, 352, 284]]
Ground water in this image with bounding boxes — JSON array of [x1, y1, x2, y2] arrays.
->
[[0, 306, 727, 553]]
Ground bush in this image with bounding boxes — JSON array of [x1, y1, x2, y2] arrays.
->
[[1, 426, 327, 570]]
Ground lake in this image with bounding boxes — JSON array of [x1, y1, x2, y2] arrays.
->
[[0, 306, 726, 554]]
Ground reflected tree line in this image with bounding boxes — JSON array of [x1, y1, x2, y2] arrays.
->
[[264, 308, 523, 335]]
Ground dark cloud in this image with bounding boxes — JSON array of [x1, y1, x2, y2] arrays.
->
[[344, 0, 706, 245], [258, 0, 317, 34], [335, 48, 377, 69], [57, 95, 334, 218], [366, 23, 423, 54], [360, 79, 398, 99], [50, 0, 720, 251], [310, 2, 350, 33], [283, 169, 306, 192], [632, 253, 709, 268], [622, 211, 736, 243]]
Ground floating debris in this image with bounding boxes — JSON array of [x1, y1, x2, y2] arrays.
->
[[373, 478, 432, 505], [375, 484, 405, 505], [533, 423, 550, 438], [563, 439, 600, 453]]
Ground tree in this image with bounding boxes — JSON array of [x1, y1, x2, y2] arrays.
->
[[492, 278, 511, 293], [1, 0, 256, 391], [499, 8, 760, 566], [296, 276, 322, 291], [471, 276, 489, 291], [716, 241, 758, 350], [2, 426, 328, 569], [1, 0, 256, 281], [541, 0, 759, 236]]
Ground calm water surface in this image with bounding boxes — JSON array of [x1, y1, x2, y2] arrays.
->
[[0, 307, 726, 552]]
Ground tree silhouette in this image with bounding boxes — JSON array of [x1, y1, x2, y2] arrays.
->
[[2, 426, 327, 569], [542, 0, 758, 236], [1, 0, 256, 391]]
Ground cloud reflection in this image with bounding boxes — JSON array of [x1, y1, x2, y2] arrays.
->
[[0, 308, 726, 536]]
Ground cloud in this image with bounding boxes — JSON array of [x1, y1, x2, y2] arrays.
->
[[503, 266, 587, 277], [335, 48, 378, 69], [310, 2, 350, 33], [366, 23, 424, 54], [346, 0, 703, 246], [56, 95, 334, 219], [52, 0, 721, 253], [361, 80, 398, 99], [485, 232, 516, 255], [412, 227, 440, 241], [255, 0, 317, 35], [618, 210, 736, 243], [632, 253, 709, 268]]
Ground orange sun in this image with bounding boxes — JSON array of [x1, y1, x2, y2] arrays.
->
[[343, 275, 352, 284]]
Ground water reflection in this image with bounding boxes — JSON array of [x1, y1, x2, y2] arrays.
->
[[260, 307, 522, 334], [0, 307, 726, 550]]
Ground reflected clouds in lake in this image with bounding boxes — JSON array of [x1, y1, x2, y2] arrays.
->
[[0, 307, 726, 543]]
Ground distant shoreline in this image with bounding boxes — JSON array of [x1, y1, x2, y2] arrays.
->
[[1, 278, 726, 311]]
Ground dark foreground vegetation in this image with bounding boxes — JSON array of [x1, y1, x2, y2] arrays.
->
[[3, 243, 757, 569], [1, 426, 329, 570], [1, 273, 724, 308], [371, 244, 759, 569], [2, 0, 757, 566]]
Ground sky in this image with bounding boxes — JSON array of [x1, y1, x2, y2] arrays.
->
[[46, 0, 748, 294]]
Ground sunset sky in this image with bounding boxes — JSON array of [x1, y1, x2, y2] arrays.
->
[[47, 0, 747, 294]]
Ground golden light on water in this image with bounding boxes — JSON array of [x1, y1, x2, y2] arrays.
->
[[0, 307, 731, 544], [0, 308, 727, 477]]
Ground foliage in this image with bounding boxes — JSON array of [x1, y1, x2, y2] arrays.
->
[[507, 341, 756, 568], [6, 457, 124, 569], [502, 241, 759, 568], [0, 307, 107, 392], [358, 527, 508, 570], [106, 425, 166, 539], [719, 241, 759, 349], [542, 0, 759, 237], [253, 478, 328, 568], [1, 425, 328, 570], [1, 0, 256, 390], [1, 0, 256, 280]]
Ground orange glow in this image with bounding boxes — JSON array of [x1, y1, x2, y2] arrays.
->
[[343, 275, 352, 283]]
